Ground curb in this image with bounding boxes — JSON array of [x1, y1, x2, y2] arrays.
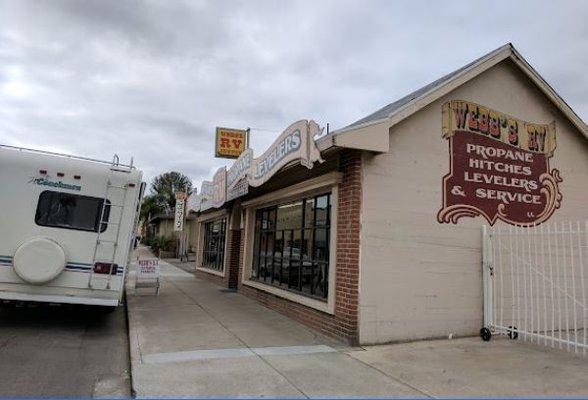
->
[[125, 283, 142, 398]]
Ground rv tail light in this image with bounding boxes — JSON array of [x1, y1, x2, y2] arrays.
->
[[93, 262, 119, 275], [57, 172, 65, 177], [39, 169, 47, 175], [74, 175, 81, 180], [128, 183, 136, 188]]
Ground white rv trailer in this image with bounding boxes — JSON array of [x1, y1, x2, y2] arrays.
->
[[0, 145, 144, 307]]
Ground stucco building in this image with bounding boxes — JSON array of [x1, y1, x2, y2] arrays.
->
[[189, 44, 588, 345]]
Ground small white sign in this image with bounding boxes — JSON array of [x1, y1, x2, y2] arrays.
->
[[174, 196, 186, 232], [137, 259, 160, 279]]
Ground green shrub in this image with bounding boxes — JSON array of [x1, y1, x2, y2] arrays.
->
[[150, 235, 173, 254]]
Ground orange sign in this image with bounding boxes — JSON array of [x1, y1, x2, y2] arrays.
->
[[215, 127, 247, 159]]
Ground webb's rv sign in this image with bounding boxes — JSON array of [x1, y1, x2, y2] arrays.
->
[[438, 100, 562, 226], [215, 127, 247, 159], [194, 120, 324, 211]]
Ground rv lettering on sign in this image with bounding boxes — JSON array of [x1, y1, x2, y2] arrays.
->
[[437, 100, 562, 227], [215, 127, 247, 159]]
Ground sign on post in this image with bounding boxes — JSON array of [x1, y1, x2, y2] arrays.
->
[[174, 192, 187, 231], [215, 127, 247, 159]]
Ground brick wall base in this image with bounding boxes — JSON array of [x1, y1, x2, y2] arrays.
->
[[195, 268, 228, 287]]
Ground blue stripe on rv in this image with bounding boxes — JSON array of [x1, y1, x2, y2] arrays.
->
[[0, 259, 123, 274]]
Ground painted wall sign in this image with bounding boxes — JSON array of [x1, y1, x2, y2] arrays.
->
[[227, 177, 248, 201], [227, 148, 252, 201], [186, 191, 202, 212], [249, 120, 323, 187], [438, 100, 562, 226], [227, 148, 252, 186], [212, 167, 226, 207], [215, 127, 247, 159], [199, 180, 214, 211], [174, 192, 187, 231]]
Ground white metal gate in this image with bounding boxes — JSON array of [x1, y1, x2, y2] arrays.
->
[[482, 221, 588, 355]]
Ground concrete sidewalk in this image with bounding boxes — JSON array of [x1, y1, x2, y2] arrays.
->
[[127, 248, 588, 398], [126, 250, 422, 398]]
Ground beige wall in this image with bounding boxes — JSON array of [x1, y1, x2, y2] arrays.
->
[[186, 219, 199, 252], [359, 59, 588, 344], [156, 218, 198, 252], [157, 219, 174, 238]]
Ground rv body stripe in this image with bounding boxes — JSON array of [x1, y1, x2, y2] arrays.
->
[[0, 258, 123, 275]]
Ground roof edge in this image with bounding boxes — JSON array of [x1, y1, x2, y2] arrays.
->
[[325, 43, 587, 152]]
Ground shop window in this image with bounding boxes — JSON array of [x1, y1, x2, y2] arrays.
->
[[202, 218, 226, 272], [35, 190, 111, 233], [252, 193, 330, 300]]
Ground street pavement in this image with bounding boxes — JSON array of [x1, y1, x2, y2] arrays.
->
[[0, 301, 130, 397]]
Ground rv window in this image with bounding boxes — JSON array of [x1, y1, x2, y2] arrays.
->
[[35, 191, 111, 233]]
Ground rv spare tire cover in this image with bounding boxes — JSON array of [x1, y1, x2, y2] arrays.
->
[[13, 238, 66, 284]]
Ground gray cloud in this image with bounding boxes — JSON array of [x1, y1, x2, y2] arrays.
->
[[1, 0, 586, 187]]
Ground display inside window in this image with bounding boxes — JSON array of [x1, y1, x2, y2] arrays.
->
[[35, 190, 111, 233], [252, 193, 330, 300], [202, 218, 227, 272]]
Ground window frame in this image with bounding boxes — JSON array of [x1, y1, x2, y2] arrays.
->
[[34, 190, 111, 233], [240, 172, 341, 315], [251, 193, 331, 302], [201, 218, 227, 272], [196, 210, 230, 277]]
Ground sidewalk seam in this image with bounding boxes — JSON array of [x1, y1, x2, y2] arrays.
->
[[343, 351, 437, 398], [168, 278, 310, 399]]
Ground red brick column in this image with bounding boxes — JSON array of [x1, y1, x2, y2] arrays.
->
[[227, 230, 241, 289], [333, 149, 362, 342], [237, 149, 362, 344]]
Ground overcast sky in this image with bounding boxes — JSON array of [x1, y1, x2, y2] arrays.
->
[[1, 0, 587, 189]]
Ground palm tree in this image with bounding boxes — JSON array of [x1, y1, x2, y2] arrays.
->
[[150, 171, 193, 213], [139, 171, 193, 241]]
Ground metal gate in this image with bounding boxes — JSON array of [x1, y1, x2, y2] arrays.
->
[[482, 221, 588, 355]]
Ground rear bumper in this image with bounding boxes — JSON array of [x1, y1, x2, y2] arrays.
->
[[0, 291, 119, 306]]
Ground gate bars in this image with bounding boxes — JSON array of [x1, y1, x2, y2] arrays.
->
[[482, 221, 588, 355]]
